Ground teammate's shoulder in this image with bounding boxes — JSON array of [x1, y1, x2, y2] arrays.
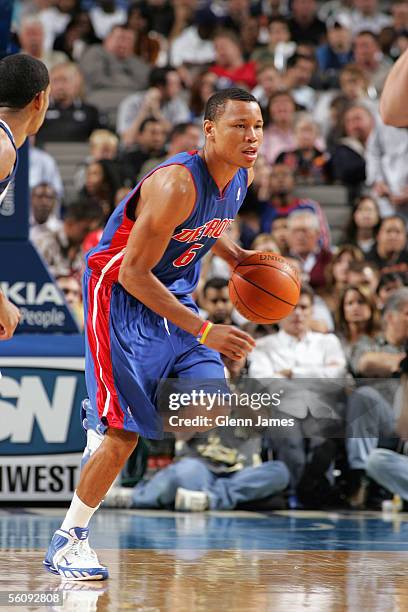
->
[[0, 129, 16, 181]]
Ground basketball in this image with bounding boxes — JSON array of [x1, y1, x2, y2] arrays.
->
[[229, 252, 301, 323]]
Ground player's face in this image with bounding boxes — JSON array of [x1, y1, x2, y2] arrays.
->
[[206, 100, 264, 169]]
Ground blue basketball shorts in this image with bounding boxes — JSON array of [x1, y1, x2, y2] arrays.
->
[[83, 270, 227, 439]]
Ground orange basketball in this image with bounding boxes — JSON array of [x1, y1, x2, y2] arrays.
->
[[229, 252, 301, 323]]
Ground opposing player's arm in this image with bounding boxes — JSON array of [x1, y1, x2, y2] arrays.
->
[[0, 131, 16, 181], [380, 48, 408, 126], [118, 166, 255, 360]]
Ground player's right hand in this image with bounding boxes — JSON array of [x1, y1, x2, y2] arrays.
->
[[0, 294, 20, 340], [204, 324, 256, 361]]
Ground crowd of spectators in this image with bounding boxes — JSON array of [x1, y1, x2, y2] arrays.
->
[[12, 0, 408, 512]]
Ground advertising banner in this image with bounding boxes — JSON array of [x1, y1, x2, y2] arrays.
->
[[0, 356, 87, 501]]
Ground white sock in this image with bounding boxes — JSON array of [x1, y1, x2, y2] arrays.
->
[[60, 491, 99, 531]]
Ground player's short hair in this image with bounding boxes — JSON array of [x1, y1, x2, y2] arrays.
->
[[204, 88, 259, 122], [0, 54, 49, 109]]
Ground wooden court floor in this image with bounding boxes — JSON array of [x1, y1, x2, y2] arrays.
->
[[0, 508, 408, 611]]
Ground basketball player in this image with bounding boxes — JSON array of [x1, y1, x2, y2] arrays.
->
[[381, 47, 408, 126], [0, 54, 50, 339], [44, 88, 263, 580]]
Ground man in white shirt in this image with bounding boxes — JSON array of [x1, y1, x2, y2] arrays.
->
[[249, 284, 346, 490]]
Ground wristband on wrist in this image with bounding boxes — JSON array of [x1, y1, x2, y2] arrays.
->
[[197, 321, 213, 344]]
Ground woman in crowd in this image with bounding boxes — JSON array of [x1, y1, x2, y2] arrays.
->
[[189, 70, 218, 125], [53, 10, 100, 61], [343, 195, 381, 254], [261, 90, 297, 164], [320, 244, 364, 313], [336, 284, 379, 361], [80, 159, 122, 220]]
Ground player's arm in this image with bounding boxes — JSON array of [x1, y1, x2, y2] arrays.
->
[[118, 166, 255, 360], [0, 131, 16, 180], [380, 48, 408, 126]]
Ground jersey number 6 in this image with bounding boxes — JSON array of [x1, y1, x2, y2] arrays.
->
[[173, 243, 204, 267]]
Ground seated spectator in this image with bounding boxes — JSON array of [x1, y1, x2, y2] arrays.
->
[[335, 285, 380, 360], [379, 0, 408, 61], [189, 70, 218, 128], [366, 112, 408, 218], [327, 103, 374, 198], [117, 66, 190, 148], [287, 0, 326, 45], [282, 53, 317, 112], [345, 289, 408, 506], [119, 117, 167, 185], [29, 137, 64, 200], [365, 214, 408, 275], [251, 17, 293, 67], [271, 215, 289, 256], [89, 0, 127, 40], [126, 2, 160, 65], [251, 233, 280, 253], [103, 352, 290, 512], [276, 114, 329, 185], [170, 6, 216, 68], [257, 163, 330, 248], [316, 15, 354, 89], [80, 159, 122, 219], [56, 273, 84, 329], [376, 272, 405, 310], [347, 260, 380, 293], [238, 19, 261, 62], [31, 200, 104, 280], [288, 254, 336, 332], [342, 195, 381, 254], [351, 0, 392, 36], [200, 277, 234, 325], [18, 16, 68, 71], [353, 30, 392, 95], [314, 64, 378, 141], [210, 30, 257, 90], [138, 122, 201, 179], [287, 210, 332, 290], [249, 284, 346, 490], [366, 446, 408, 507], [36, 62, 104, 144], [74, 129, 119, 191], [38, 0, 79, 51], [29, 183, 62, 242], [320, 244, 365, 314], [53, 11, 101, 62], [261, 91, 297, 164], [251, 64, 283, 115], [79, 25, 149, 96]]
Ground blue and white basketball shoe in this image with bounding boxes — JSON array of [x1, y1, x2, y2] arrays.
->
[[43, 527, 108, 581]]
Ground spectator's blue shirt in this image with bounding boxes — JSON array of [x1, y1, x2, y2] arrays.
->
[[316, 44, 354, 71]]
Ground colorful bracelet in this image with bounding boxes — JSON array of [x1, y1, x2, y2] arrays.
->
[[197, 321, 213, 344]]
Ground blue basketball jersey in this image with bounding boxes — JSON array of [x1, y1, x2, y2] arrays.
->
[[87, 151, 248, 295], [0, 119, 18, 205]]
